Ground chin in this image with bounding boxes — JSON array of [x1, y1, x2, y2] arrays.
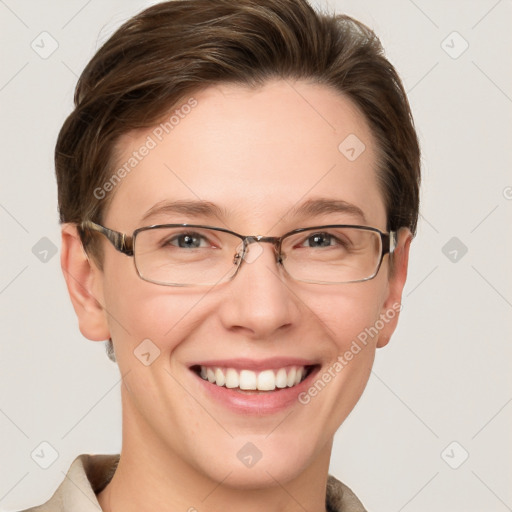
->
[[193, 434, 321, 490]]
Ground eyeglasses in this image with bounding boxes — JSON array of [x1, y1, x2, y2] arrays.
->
[[80, 220, 396, 287]]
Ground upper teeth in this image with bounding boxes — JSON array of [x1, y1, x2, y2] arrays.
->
[[199, 366, 307, 391]]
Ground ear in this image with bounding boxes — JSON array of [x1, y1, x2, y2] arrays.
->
[[376, 227, 412, 348], [60, 224, 110, 341]]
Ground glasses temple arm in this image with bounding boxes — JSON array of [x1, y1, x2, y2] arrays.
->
[[80, 220, 134, 255], [382, 231, 397, 255]]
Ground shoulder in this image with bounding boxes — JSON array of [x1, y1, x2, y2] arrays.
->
[[17, 453, 120, 512], [326, 474, 367, 512]]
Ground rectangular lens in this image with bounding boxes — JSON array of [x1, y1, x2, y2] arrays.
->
[[283, 227, 381, 283], [134, 226, 236, 285]]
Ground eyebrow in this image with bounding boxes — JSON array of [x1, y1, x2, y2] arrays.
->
[[141, 199, 227, 223], [140, 197, 366, 224], [289, 198, 367, 223]]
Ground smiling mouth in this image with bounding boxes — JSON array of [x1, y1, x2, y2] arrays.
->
[[190, 364, 316, 392]]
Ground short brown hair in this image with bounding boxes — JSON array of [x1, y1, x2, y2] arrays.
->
[[56, 0, 420, 245]]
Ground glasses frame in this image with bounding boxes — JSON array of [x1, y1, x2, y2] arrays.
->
[[80, 220, 396, 286]]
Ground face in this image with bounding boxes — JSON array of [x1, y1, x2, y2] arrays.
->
[[68, 79, 410, 489]]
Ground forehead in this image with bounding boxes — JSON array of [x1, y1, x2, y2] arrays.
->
[[105, 79, 386, 232]]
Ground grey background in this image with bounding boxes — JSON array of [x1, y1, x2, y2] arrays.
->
[[1, 0, 511, 511]]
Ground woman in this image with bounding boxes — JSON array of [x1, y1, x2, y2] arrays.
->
[[23, 0, 420, 510]]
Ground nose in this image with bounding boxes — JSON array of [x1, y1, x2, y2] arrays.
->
[[217, 240, 300, 339]]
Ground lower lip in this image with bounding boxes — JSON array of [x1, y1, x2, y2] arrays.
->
[[191, 367, 320, 415]]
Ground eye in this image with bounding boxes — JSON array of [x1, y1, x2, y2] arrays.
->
[[301, 232, 344, 248], [165, 232, 210, 249]]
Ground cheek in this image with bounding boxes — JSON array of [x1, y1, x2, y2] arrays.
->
[[290, 285, 386, 449], [101, 253, 209, 357], [299, 281, 386, 350]]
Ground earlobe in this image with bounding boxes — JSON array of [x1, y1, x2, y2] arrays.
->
[[60, 224, 110, 341], [376, 227, 412, 348]]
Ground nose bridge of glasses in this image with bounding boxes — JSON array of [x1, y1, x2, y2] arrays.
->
[[234, 235, 282, 264], [245, 235, 281, 252]]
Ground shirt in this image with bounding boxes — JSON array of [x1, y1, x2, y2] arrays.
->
[[19, 454, 367, 512]]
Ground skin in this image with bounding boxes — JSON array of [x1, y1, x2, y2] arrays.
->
[[61, 79, 412, 512]]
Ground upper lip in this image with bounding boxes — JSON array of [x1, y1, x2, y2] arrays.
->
[[188, 357, 318, 371]]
